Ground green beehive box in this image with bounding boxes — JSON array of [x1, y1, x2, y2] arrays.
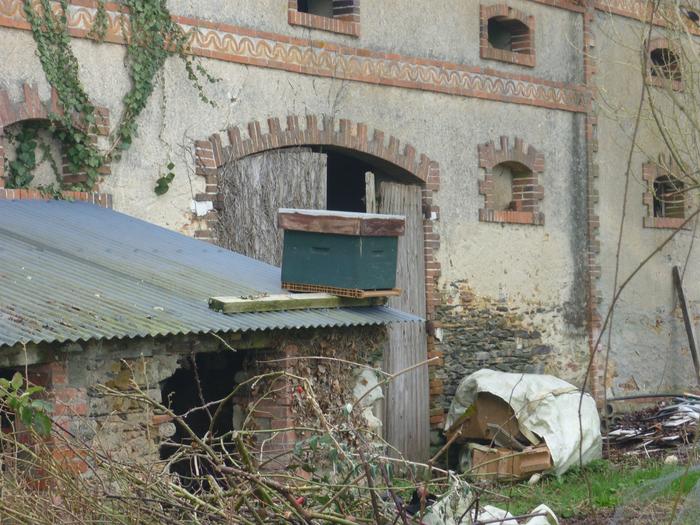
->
[[278, 209, 405, 293]]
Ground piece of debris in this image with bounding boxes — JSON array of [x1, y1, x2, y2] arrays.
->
[[604, 395, 699, 457], [445, 369, 602, 478], [469, 443, 553, 481]]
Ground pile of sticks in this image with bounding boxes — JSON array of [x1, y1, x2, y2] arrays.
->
[[605, 394, 700, 456]]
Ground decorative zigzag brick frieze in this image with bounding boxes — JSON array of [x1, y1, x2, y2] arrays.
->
[[0, 0, 587, 112]]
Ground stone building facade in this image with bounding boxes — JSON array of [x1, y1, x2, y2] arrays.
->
[[0, 0, 698, 457]]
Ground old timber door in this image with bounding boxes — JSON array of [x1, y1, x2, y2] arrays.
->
[[216, 149, 327, 265], [378, 181, 429, 461]]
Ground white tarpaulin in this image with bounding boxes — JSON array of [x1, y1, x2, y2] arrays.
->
[[445, 369, 602, 476]]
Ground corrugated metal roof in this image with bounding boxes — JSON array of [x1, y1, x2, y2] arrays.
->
[[0, 201, 418, 348]]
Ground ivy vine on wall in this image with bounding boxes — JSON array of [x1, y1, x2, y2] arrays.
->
[[15, 0, 217, 193]]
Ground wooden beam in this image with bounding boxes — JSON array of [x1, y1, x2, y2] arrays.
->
[[278, 209, 405, 237], [209, 293, 387, 314], [672, 266, 700, 383], [365, 171, 377, 213]]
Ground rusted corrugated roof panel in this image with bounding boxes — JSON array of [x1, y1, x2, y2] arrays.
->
[[0, 201, 418, 348]]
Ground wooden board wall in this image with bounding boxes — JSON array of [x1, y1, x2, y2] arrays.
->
[[378, 181, 430, 462], [216, 148, 327, 266]]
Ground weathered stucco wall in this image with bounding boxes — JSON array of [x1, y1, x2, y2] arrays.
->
[[169, 0, 584, 83], [593, 13, 700, 394], [0, 0, 592, 421]]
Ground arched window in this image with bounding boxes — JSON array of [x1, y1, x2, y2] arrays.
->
[[653, 175, 684, 219], [646, 38, 683, 90], [650, 48, 681, 81], [480, 5, 535, 67], [488, 17, 530, 54], [478, 137, 545, 225], [642, 161, 688, 229]]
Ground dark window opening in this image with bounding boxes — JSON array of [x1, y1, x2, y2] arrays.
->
[[160, 351, 250, 489], [488, 17, 531, 54], [653, 176, 685, 218], [680, 5, 700, 23], [297, 0, 335, 18], [326, 150, 375, 212], [0, 368, 20, 435], [650, 48, 682, 81]]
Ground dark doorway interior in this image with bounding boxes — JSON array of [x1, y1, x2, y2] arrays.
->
[[326, 150, 374, 212], [160, 351, 248, 487]]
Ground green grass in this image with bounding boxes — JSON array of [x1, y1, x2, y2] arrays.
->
[[482, 459, 700, 519]]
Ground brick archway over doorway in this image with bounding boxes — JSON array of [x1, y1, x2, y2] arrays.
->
[[193, 115, 446, 442]]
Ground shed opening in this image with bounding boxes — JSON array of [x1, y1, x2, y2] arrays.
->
[[159, 351, 250, 488]]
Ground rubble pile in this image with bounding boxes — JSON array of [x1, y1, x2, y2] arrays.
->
[[445, 370, 602, 480], [605, 394, 700, 456]]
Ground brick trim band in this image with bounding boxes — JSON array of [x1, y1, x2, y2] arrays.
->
[[0, 188, 112, 208], [477, 136, 545, 225], [193, 114, 444, 426], [0, 0, 586, 113]]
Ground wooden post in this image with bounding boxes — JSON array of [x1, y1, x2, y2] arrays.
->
[[672, 266, 700, 383], [365, 171, 377, 213]]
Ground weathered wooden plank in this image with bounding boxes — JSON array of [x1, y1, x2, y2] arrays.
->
[[216, 149, 327, 266], [365, 172, 377, 213], [209, 293, 387, 314], [672, 266, 700, 382], [282, 282, 401, 299], [278, 209, 405, 237], [379, 181, 429, 462]]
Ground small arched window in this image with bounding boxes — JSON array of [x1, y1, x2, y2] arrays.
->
[[650, 48, 681, 81], [646, 38, 683, 90], [653, 175, 684, 219], [480, 5, 535, 67], [642, 161, 689, 229], [488, 17, 530, 54], [478, 137, 544, 225]]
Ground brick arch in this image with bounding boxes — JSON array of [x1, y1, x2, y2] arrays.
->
[[0, 83, 111, 190], [197, 115, 433, 182], [193, 114, 446, 428]]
